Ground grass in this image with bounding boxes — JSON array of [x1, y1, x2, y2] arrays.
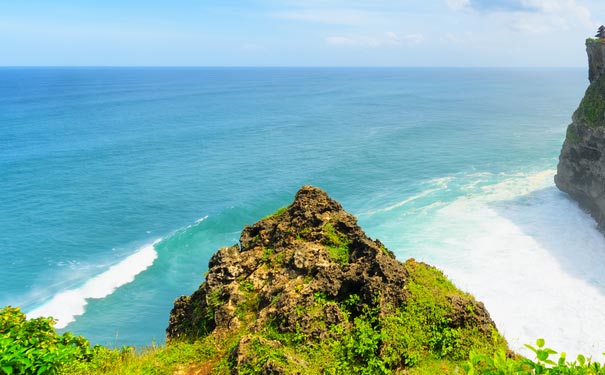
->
[[262, 207, 287, 220], [322, 223, 350, 264]]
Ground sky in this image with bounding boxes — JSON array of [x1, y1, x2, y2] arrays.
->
[[1, 0, 604, 67]]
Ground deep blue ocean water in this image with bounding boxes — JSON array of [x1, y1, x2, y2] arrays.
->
[[3, 67, 605, 357]]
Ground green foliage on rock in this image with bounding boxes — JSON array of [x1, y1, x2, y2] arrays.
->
[[322, 223, 350, 264], [586, 38, 605, 44], [193, 259, 505, 374], [4, 276, 605, 375], [576, 75, 605, 128], [379, 259, 507, 370], [263, 206, 287, 220], [565, 124, 581, 144]]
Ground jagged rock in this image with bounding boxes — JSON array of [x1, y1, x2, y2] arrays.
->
[[166, 186, 501, 372], [556, 39, 605, 230], [588, 40, 605, 83]]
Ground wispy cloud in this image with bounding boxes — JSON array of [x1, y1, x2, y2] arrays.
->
[[462, 0, 527, 11], [448, 0, 594, 33], [446, 0, 470, 10], [402, 33, 426, 45], [521, 0, 593, 27], [272, 9, 373, 25], [326, 32, 425, 47]]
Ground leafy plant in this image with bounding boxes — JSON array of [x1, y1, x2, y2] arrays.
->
[[464, 338, 605, 375], [0, 306, 92, 375], [239, 281, 255, 292]]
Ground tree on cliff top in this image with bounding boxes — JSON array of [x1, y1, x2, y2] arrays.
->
[[596, 25, 605, 38]]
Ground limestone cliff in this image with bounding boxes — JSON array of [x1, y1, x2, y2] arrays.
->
[[166, 186, 506, 373], [556, 39, 605, 230]]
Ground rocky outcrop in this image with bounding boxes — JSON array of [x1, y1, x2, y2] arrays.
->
[[166, 186, 503, 373], [588, 40, 605, 83], [556, 39, 605, 230]]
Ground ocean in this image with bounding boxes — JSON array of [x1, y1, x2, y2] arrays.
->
[[1, 67, 604, 358]]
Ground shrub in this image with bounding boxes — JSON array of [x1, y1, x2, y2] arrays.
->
[[0, 306, 92, 375], [464, 338, 605, 375]]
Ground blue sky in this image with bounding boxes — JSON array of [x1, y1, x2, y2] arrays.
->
[[1, 0, 604, 66]]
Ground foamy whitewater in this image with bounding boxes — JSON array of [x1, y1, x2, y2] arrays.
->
[[372, 170, 605, 359], [3, 67, 604, 355]]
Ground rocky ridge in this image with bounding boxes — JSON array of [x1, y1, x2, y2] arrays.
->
[[556, 39, 605, 229], [167, 186, 504, 373]]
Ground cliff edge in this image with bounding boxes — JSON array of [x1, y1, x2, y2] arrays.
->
[[556, 39, 605, 230], [166, 186, 506, 373]]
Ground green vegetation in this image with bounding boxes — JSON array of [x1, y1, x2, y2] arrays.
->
[[0, 306, 93, 375], [260, 247, 274, 264], [322, 223, 350, 264], [239, 281, 255, 292], [465, 338, 605, 375], [586, 38, 605, 44], [181, 287, 224, 339], [377, 259, 507, 371], [577, 74, 605, 128], [3, 260, 505, 374], [64, 335, 226, 375], [4, 263, 605, 374], [263, 207, 287, 220], [565, 124, 581, 144]]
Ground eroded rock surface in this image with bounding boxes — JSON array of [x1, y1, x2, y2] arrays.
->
[[556, 40, 605, 230]]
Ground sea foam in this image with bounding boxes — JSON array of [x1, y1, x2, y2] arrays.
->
[[403, 170, 605, 360], [27, 240, 159, 329]]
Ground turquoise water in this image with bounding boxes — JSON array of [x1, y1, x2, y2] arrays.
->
[[3, 67, 605, 356]]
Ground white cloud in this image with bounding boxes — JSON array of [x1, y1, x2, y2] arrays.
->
[[449, 0, 594, 34], [520, 0, 593, 27], [385, 31, 400, 41], [326, 36, 360, 46], [446, 0, 470, 10], [272, 9, 372, 25], [326, 35, 383, 47], [403, 33, 425, 45], [326, 32, 425, 47]]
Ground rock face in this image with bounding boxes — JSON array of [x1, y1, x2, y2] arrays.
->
[[588, 40, 605, 83], [166, 186, 502, 373], [556, 39, 605, 230]]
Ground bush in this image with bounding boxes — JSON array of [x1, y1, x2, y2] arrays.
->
[[0, 306, 92, 375], [465, 338, 605, 375]]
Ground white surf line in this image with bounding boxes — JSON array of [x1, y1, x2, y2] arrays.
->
[[27, 239, 160, 329], [361, 177, 453, 216]]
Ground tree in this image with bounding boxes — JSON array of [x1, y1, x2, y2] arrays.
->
[[596, 25, 605, 39]]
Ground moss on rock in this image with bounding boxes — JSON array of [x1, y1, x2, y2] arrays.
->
[[575, 75, 605, 128]]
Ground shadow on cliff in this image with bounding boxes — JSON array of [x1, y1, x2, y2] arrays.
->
[[490, 185, 605, 295]]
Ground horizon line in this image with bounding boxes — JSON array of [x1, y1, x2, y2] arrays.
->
[[0, 65, 586, 69]]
